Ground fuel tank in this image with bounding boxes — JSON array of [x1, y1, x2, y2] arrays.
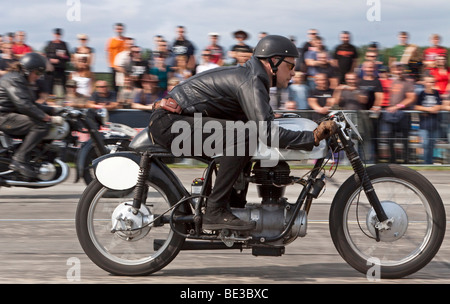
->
[[252, 117, 328, 161]]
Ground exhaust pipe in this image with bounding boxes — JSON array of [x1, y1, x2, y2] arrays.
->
[[154, 239, 243, 251], [4, 159, 70, 187]]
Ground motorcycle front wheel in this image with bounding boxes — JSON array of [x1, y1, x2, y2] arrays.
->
[[75, 179, 186, 276], [329, 164, 446, 279]]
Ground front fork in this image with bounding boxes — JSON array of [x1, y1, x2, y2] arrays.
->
[[336, 129, 389, 227]]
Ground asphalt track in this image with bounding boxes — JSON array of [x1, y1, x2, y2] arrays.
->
[[0, 167, 448, 285]]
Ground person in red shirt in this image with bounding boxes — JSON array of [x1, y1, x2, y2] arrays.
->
[[11, 31, 32, 59], [429, 55, 450, 100], [423, 34, 447, 71]]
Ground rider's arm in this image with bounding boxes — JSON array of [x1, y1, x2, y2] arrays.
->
[[3, 74, 49, 122], [237, 75, 315, 151]]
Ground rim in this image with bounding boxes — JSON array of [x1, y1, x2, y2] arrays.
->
[[343, 177, 433, 267], [87, 183, 174, 266]]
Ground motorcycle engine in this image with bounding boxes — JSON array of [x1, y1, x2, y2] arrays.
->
[[37, 162, 57, 181], [252, 161, 291, 204], [231, 161, 307, 245], [43, 121, 70, 140]]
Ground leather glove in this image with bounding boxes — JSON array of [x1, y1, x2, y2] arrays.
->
[[51, 116, 64, 126], [313, 121, 338, 146]]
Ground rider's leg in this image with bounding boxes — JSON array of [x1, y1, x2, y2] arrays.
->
[[1, 113, 50, 177]]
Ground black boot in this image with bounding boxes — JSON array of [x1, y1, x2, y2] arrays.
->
[[9, 160, 37, 179], [203, 206, 255, 231]]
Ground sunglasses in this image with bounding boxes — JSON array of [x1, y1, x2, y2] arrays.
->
[[282, 59, 296, 71]]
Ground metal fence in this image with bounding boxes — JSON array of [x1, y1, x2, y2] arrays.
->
[[274, 109, 450, 166]]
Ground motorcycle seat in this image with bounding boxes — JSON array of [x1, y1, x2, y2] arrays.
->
[[147, 144, 172, 155]]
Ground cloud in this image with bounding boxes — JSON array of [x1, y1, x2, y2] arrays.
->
[[2, 0, 449, 71]]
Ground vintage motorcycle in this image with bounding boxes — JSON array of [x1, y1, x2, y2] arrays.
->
[[0, 107, 134, 189], [75, 111, 446, 279]]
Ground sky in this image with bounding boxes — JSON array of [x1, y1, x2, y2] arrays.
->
[[2, 0, 450, 72]]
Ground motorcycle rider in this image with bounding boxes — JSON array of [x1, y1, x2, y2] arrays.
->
[[148, 35, 338, 231], [0, 52, 63, 179]]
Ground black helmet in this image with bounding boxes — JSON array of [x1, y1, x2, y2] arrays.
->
[[254, 35, 299, 59], [19, 52, 47, 75]]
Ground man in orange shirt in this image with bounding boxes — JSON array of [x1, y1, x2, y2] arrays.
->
[[106, 23, 126, 92]]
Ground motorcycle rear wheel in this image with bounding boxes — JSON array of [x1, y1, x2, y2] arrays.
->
[[329, 164, 446, 279], [75, 179, 186, 276]]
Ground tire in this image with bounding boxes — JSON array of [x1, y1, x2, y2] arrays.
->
[[75, 178, 186, 276], [329, 164, 446, 279]]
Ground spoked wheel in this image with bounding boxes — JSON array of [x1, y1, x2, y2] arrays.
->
[[75, 179, 186, 276], [329, 164, 446, 279]]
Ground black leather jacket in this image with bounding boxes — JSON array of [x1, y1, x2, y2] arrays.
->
[[0, 71, 50, 121], [167, 56, 315, 150]]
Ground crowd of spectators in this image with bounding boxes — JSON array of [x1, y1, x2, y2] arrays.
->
[[0, 25, 449, 164]]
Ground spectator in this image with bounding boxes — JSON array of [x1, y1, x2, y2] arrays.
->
[[152, 38, 172, 67], [304, 36, 327, 89], [228, 30, 252, 64], [69, 56, 94, 98], [378, 67, 392, 108], [5, 32, 14, 44], [359, 60, 385, 161], [171, 55, 192, 82], [72, 34, 95, 69], [283, 100, 298, 111], [333, 31, 359, 84], [149, 54, 171, 96], [315, 51, 338, 89], [113, 37, 134, 90], [86, 80, 118, 110], [12, 31, 32, 59], [64, 79, 87, 108], [167, 77, 180, 92], [423, 34, 447, 70], [308, 73, 335, 121], [357, 50, 384, 78], [333, 72, 367, 110], [126, 45, 149, 88], [288, 71, 310, 110], [196, 49, 219, 74], [171, 26, 196, 71], [415, 76, 442, 164], [379, 63, 416, 163], [388, 31, 421, 80], [359, 61, 384, 110], [234, 46, 253, 66], [428, 55, 450, 100], [0, 43, 17, 77], [106, 23, 127, 92], [206, 32, 224, 66], [334, 72, 374, 160], [117, 75, 136, 109], [45, 28, 70, 95], [297, 28, 321, 72], [132, 74, 160, 110]]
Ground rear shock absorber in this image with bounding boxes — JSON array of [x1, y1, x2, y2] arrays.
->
[[132, 150, 151, 211]]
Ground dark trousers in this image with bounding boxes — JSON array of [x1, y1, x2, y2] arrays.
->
[[0, 113, 50, 162], [148, 110, 255, 208]]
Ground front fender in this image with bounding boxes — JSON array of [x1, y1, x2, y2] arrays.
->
[[94, 152, 189, 202], [75, 136, 131, 183]]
